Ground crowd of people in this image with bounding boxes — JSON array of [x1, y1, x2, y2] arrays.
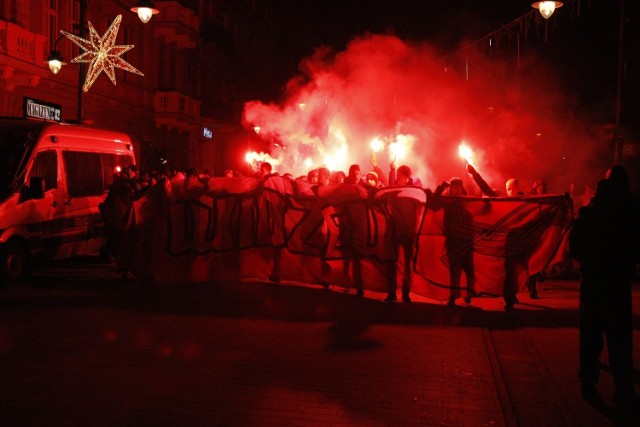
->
[[109, 154, 624, 310], [106, 158, 640, 410], [117, 156, 596, 212], [111, 156, 586, 308]]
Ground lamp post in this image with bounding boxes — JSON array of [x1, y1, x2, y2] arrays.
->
[[75, 0, 87, 123], [614, 0, 626, 163], [44, 0, 87, 123]]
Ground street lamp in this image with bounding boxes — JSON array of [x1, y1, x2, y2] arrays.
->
[[46, 41, 66, 74], [47, 1, 157, 122], [45, 1, 87, 122], [130, 1, 160, 23], [531, 1, 564, 19]]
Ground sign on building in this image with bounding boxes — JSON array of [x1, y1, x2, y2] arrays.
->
[[23, 97, 62, 122]]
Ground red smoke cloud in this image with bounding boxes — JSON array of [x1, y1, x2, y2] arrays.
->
[[242, 33, 611, 195]]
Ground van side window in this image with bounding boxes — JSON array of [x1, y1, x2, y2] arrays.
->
[[30, 151, 58, 191], [102, 154, 133, 188], [63, 151, 104, 197]]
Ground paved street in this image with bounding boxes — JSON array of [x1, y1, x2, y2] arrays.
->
[[1, 258, 639, 426]]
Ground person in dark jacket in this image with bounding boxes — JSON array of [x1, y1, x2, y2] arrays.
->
[[382, 172, 421, 303], [431, 178, 476, 306], [466, 163, 523, 310], [344, 164, 366, 185], [99, 165, 140, 279], [570, 165, 640, 409]]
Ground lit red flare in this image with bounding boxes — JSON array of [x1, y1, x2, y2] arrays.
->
[[245, 151, 279, 172], [370, 137, 384, 153], [389, 134, 413, 163], [458, 142, 475, 166]]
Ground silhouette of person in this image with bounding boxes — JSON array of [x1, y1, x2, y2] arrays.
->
[[330, 170, 346, 184], [337, 197, 365, 298], [344, 164, 365, 185], [99, 166, 139, 279], [466, 164, 524, 310], [339, 164, 368, 297], [431, 178, 476, 306], [526, 178, 548, 299], [570, 165, 640, 409], [382, 167, 421, 303], [317, 166, 331, 186]]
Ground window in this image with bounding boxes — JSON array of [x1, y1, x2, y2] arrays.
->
[[63, 151, 134, 197], [63, 151, 103, 197], [0, 0, 18, 22], [30, 151, 58, 191], [101, 154, 133, 188], [46, 0, 58, 52]]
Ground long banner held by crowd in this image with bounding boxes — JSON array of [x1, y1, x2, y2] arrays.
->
[[101, 175, 573, 300]]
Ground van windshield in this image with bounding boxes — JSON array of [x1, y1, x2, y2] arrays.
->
[[0, 120, 43, 202]]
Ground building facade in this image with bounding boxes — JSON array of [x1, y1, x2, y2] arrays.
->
[[0, 0, 278, 175]]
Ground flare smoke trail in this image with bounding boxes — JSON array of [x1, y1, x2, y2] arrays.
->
[[242, 33, 611, 194]]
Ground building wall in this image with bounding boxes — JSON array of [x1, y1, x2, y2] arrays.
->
[[0, 0, 278, 176]]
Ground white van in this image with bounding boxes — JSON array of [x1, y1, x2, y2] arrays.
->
[[0, 118, 136, 283]]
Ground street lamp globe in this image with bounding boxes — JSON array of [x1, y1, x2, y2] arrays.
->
[[532, 1, 564, 19], [46, 51, 66, 74], [131, 1, 160, 23]]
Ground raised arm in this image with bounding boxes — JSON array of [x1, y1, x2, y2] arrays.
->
[[466, 163, 498, 197]]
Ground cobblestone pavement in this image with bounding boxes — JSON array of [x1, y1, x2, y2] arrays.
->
[[0, 260, 639, 426]]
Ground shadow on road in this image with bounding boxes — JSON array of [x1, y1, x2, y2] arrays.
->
[[2, 257, 640, 426], [0, 258, 598, 331]]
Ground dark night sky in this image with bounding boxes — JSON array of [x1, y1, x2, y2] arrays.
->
[[275, 0, 528, 62], [270, 0, 636, 127]]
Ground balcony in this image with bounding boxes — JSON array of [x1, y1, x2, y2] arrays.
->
[[154, 91, 201, 132], [0, 20, 45, 90], [154, 1, 200, 49]]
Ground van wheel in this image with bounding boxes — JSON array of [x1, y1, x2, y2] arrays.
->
[[0, 240, 30, 284]]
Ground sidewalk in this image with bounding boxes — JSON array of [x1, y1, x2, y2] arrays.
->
[[0, 263, 639, 426]]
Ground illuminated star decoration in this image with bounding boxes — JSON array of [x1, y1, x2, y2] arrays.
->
[[61, 14, 143, 93]]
